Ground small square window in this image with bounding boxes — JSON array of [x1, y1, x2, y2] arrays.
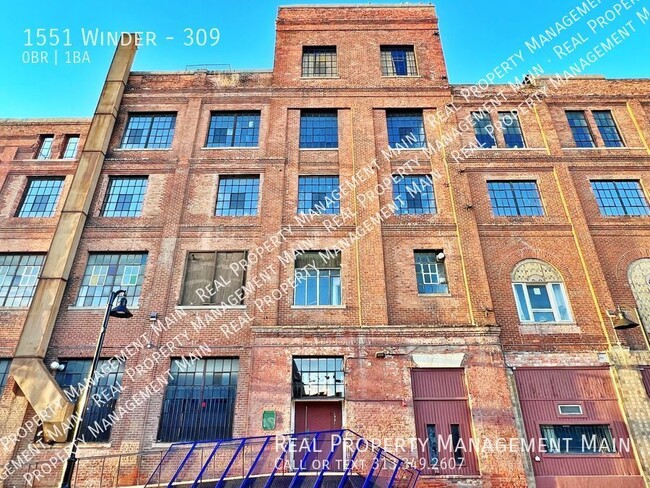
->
[[101, 177, 148, 217], [298, 176, 339, 215], [414, 251, 448, 294], [393, 175, 436, 215], [294, 251, 341, 306], [216, 176, 260, 216], [300, 111, 338, 149], [386, 110, 426, 148], [302, 46, 337, 78], [121, 114, 176, 149], [0, 254, 45, 307], [380, 46, 417, 76], [16, 177, 65, 218]]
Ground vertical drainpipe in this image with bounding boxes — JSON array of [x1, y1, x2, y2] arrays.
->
[[9, 34, 139, 442]]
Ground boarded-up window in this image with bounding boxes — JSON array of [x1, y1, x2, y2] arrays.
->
[[181, 251, 247, 306], [641, 368, 650, 397]]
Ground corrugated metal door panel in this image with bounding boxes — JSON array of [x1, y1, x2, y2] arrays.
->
[[411, 368, 466, 399], [514, 368, 639, 478], [411, 369, 478, 476]]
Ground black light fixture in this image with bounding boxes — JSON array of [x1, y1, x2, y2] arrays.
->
[[110, 295, 133, 318], [612, 306, 639, 330]]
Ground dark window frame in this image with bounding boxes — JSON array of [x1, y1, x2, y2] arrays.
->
[[591, 180, 650, 217], [180, 251, 248, 306], [297, 175, 340, 215], [566, 111, 596, 148], [471, 112, 497, 148], [205, 111, 261, 148], [0, 359, 11, 394], [487, 180, 544, 217], [215, 175, 261, 217], [61, 135, 80, 159], [593, 110, 625, 148], [36, 135, 54, 159], [0, 253, 45, 307], [292, 356, 344, 399], [414, 250, 449, 295], [498, 111, 526, 148], [386, 110, 426, 149], [380, 45, 418, 76], [101, 176, 149, 218], [540, 424, 615, 454], [301, 46, 338, 78], [120, 113, 176, 149], [299, 110, 339, 149], [393, 174, 437, 215], [16, 177, 65, 218]]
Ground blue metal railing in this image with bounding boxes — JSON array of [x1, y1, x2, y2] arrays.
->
[[144, 429, 420, 488]]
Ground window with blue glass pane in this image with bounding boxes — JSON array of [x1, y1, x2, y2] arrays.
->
[[591, 180, 650, 216], [121, 114, 176, 149], [0, 254, 45, 307], [487, 181, 543, 217], [471, 112, 496, 148], [101, 177, 148, 217], [393, 175, 436, 214], [387, 110, 426, 148], [17, 177, 64, 217], [498, 112, 526, 148], [302, 46, 337, 77], [216, 176, 260, 216], [206, 111, 261, 147], [300, 111, 338, 148], [298, 176, 340, 214], [76, 253, 147, 307], [380, 46, 417, 76], [414, 251, 448, 294], [593, 110, 624, 147], [294, 251, 341, 306], [0, 359, 11, 394], [36, 135, 54, 159], [566, 111, 595, 148]]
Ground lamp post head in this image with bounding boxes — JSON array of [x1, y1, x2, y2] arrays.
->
[[613, 307, 639, 330], [109, 294, 133, 319]]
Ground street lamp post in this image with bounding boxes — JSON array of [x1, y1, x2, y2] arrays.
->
[[59, 289, 133, 488]]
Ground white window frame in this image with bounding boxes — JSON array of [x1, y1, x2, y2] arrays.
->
[[558, 404, 583, 416], [512, 282, 573, 323], [294, 266, 342, 307]]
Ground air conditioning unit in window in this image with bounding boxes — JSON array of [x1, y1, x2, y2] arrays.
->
[[439, 278, 447, 284]]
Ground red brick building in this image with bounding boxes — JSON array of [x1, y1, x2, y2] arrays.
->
[[1, 5, 650, 488]]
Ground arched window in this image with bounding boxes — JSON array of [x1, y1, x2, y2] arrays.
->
[[512, 260, 572, 323]]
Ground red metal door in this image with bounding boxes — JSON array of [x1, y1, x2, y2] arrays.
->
[[294, 401, 343, 471], [411, 369, 479, 476]]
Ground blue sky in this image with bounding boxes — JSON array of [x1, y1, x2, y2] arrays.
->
[[1, 0, 648, 118]]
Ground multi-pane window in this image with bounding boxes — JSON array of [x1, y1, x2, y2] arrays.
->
[[487, 181, 544, 217], [62, 135, 80, 159], [593, 110, 624, 147], [75, 253, 147, 307], [513, 282, 571, 323], [387, 110, 426, 148], [216, 176, 260, 216], [36, 135, 54, 159], [158, 358, 239, 443], [300, 111, 338, 149], [101, 177, 148, 217], [471, 112, 496, 148], [302, 46, 337, 78], [566, 111, 595, 148], [414, 251, 448, 294], [294, 251, 341, 306], [292, 357, 344, 398], [206, 111, 260, 148], [16, 177, 64, 218], [541, 425, 615, 454], [591, 180, 650, 216], [0, 359, 11, 394], [181, 251, 247, 306], [498, 112, 526, 148], [380, 45, 417, 76], [393, 174, 436, 215], [55, 359, 123, 442], [120, 113, 176, 149], [0, 254, 44, 307], [298, 176, 340, 215]]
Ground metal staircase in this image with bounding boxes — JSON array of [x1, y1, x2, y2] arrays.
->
[[143, 430, 420, 488]]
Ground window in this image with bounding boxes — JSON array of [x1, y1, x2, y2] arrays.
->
[[566, 111, 595, 148], [294, 251, 341, 306], [101, 177, 148, 217], [541, 425, 614, 454], [55, 359, 123, 442], [62, 135, 80, 159], [215, 176, 260, 217], [17, 177, 64, 218], [593, 110, 624, 147], [487, 181, 544, 217], [120, 113, 176, 149], [414, 251, 448, 294], [591, 180, 650, 216], [512, 260, 572, 323], [498, 112, 526, 148], [76, 253, 147, 307], [393, 174, 436, 215], [300, 111, 338, 149], [0, 254, 44, 307], [206, 111, 260, 148], [36, 135, 54, 159], [302, 46, 337, 78], [298, 176, 339, 215], [0, 359, 10, 394], [426, 425, 439, 466], [380, 45, 417, 76], [471, 112, 496, 148], [292, 357, 344, 398], [158, 358, 238, 443], [558, 404, 583, 415], [181, 251, 247, 306], [386, 110, 426, 148]]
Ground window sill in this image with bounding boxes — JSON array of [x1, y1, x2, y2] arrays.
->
[[0, 307, 30, 311], [78, 442, 112, 449], [417, 293, 452, 297], [387, 147, 425, 151], [113, 148, 172, 152], [299, 148, 339, 151], [175, 305, 246, 310], [67, 306, 141, 311], [473, 147, 544, 151], [381, 75, 422, 78], [300, 76, 340, 80], [291, 305, 346, 309], [563, 146, 640, 150], [520, 321, 576, 326], [200, 146, 260, 150]]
